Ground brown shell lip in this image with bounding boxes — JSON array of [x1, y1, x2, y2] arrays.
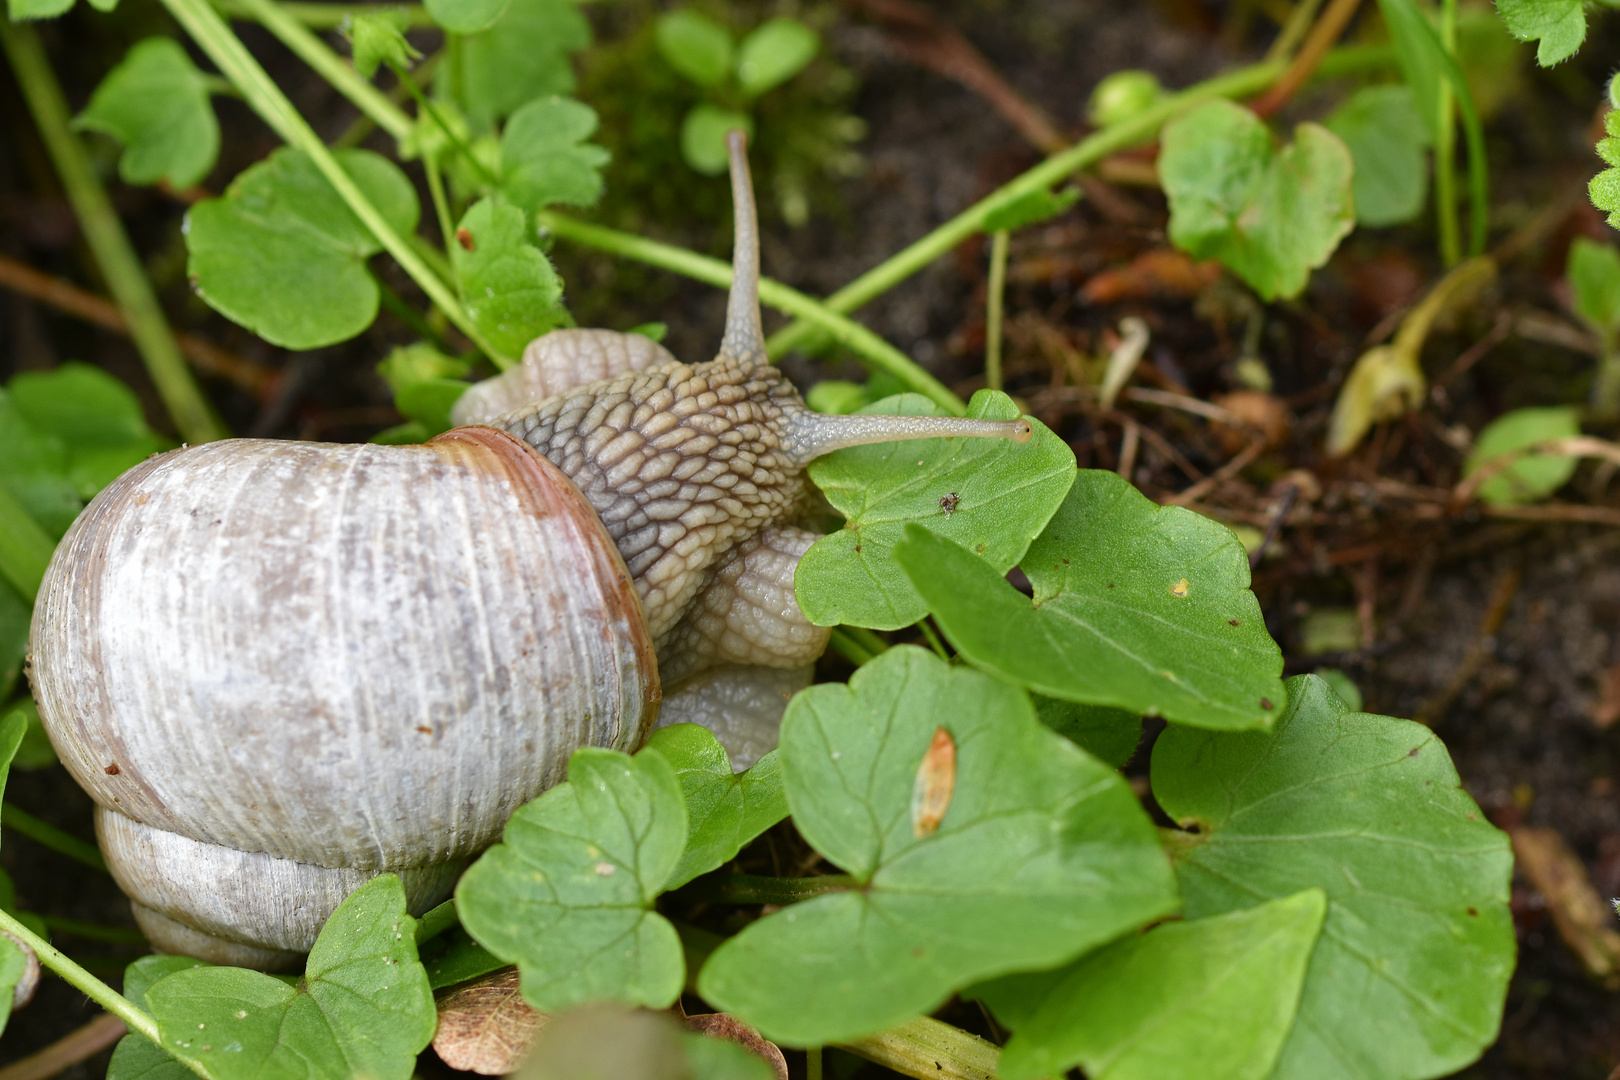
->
[[430, 425, 663, 726]]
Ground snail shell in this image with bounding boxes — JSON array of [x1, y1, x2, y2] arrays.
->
[[30, 427, 656, 967]]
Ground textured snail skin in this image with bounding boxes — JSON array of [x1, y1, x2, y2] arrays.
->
[[452, 329, 677, 426]]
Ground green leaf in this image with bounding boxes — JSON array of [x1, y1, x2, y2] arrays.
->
[[1324, 85, 1431, 228], [0, 389, 79, 537], [735, 17, 818, 98], [0, 708, 27, 819], [1592, 111, 1620, 228], [348, 11, 422, 78], [643, 724, 789, 890], [997, 890, 1327, 1080], [795, 391, 1076, 631], [7, 0, 73, 17], [186, 148, 420, 350], [423, 0, 509, 34], [0, 589, 29, 704], [1463, 406, 1581, 506], [145, 874, 436, 1080], [452, 198, 565, 360], [377, 342, 471, 394], [396, 380, 470, 436], [681, 105, 754, 177], [1160, 100, 1355, 301], [374, 344, 469, 439], [424, 933, 506, 990], [655, 9, 735, 88], [107, 956, 213, 1080], [1568, 236, 1620, 337], [440, 0, 592, 132], [499, 97, 611, 213], [898, 471, 1285, 731], [522, 1003, 771, 1080], [4, 698, 57, 770], [982, 187, 1080, 233], [456, 748, 688, 1012], [1496, 0, 1586, 66], [0, 710, 24, 1035], [696, 647, 1178, 1046], [9, 362, 164, 499], [1031, 695, 1141, 768], [75, 38, 219, 189], [1087, 70, 1166, 127], [1152, 674, 1515, 1080]]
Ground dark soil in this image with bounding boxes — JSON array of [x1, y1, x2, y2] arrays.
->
[[3, 0, 1620, 1076]]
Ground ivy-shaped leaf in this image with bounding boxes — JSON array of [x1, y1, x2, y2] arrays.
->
[[1160, 100, 1354, 301], [1591, 110, 1620, 229], [697, 647, 1178, 1046], [439, 0, 592, 132], [75, 38, 219, 189], [1496, 0, 1586, 67], [107, 956, 211, 1080], [372, 343, 471, 443], [144, 874, 436, 1080], [1463, 406, 1581, 506], [186, 148, 420, 349], [348, 11, 421, 78], [499, 97, 611, 213], [1152, 674, 1515, 1080], [994, 890, 1327, 1080], [1568, 236, 1620, 342], [896, 471, 1286, 731], [0, 385, 82, 538], [1030, 696, 1141, 769], [643, 724, 789, 890], [452, 198, 566, 361], [6, 0, 115, 26], [456, 748, 688, 1012], [795, 391, 1076, 631], [9, 362, 165, 499], [1323, 85, 1431, 228]]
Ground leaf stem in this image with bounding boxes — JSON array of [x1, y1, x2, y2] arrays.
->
[[835, 1016, 1000, 1080], [828, 626, 885, 667], [915, 618, 951, 662], [807, 1047, 823, 1080], [984, 230, 1008, 393], [1434, 0, 1460, 267], [0, 486, 53, 604], [40, 915, 148, 945], [1, 803, 108, 873], [158, 0, 509, 364], [0, 907, 163, 1051], [424, 154, 456, 259], [413, 899, 459, 944], [762, 43, 1394, 358], [0, 24, 227, 446], [228, 0, 411, 141], [386, 57, 497, 187], [680, 873, 856, 906], [213, 0, 437, 27], [534, 212, 967, 414]]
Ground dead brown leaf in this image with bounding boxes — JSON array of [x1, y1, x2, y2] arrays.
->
[[433, 967, 548, 1075], [1079, 249, 1220, 305], [1509, 826, 1620, 989], [1211, 391, 1291, 455], [683, 1014, 789, 1080], [911, 727, 957, 837]]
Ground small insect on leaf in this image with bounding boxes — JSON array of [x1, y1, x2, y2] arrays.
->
[[939, 492, 960, 517], [911, 727, 956, 837]]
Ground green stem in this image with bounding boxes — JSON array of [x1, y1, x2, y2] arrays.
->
[[1434, 0, 1459, 267], [387, 57, 497, 187], [0, 907, 168, 1056], [213, 0, 437, 27], [807, 1047, 823, 1080], [763, 43, 1393, 359], [2, 803, 108, 872], [984, 230, 1009, 393], [915, 618, 950, 662], [680, 873, 856, 906], [229, 0, 411, 141], [0, 486, 53, 603], [158, 0, 509, 365], [424, 154, 456, 264], [372, 270, 451, 351], [836, 1016, 1001, 1080], [40, 916, 148, 945], [535, 212, 967, 413], [1594, 345, 1620, 418], [0, 25, 226, 446], [413, 899, 459, 944]]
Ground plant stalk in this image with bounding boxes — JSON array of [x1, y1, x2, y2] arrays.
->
[[763, 43, 1394, 358], [0, 24, 226, 446], [679, 873, 855, 906], [1, 803, 108, 872], [984, 230, 1009, 393], [157, 0, 509, 365], [835, 1016, 1001, 1080], [40, 915, 148, 945], [535, 212, 968, 413], [1434, 0, 1460, 267], [213, 0, 437, 28], [0, 487, 53, 604], [0, 907, 166, 1055]]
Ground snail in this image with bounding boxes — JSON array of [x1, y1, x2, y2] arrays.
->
[[27, 134, 1031, 970]]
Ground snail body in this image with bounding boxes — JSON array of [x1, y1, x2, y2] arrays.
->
[[29, 136, 1030, 968]]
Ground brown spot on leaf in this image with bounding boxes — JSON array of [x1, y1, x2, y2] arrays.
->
[[1260, 698, 1273, 710], [433, 967, 547, 1075], [1228, 619, 1240, 627], [912, 727, 956, 838], [455, 227, 476, 251], [416, 726, 433, 735]]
